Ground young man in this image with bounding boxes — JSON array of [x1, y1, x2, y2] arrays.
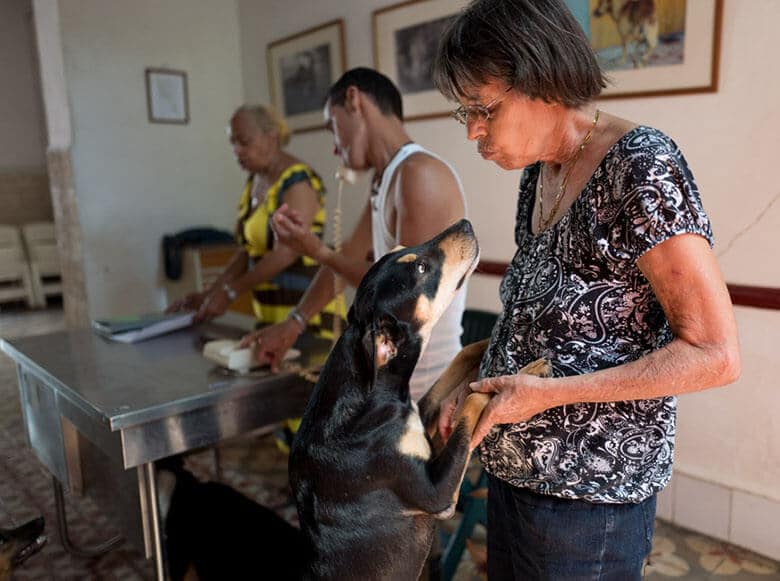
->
[[241, 67, 467, 401]]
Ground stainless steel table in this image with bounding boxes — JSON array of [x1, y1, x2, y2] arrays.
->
[[0, 323, 330, 580]]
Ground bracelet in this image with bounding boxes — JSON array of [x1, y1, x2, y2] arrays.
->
[[288, 308, 308, 332], [222, 283, 238, 302]]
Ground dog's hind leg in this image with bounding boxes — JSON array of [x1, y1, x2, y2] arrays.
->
[[418, 339, 489, 438]]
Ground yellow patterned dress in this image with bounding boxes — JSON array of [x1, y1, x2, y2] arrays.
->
[[236, 163, 345, 339]]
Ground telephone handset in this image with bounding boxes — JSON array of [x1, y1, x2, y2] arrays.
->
[[327, 166, 357, 342], [335, 166, 357, 184]]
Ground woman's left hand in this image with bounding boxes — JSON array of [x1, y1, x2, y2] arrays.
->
[[272, 203, 324, 259], [468, 373, 553, 448]]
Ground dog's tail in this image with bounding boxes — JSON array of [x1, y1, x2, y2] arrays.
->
[[156, 454, 196, 485]]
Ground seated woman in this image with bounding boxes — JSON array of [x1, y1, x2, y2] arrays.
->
[[168, 105, 344, 339]]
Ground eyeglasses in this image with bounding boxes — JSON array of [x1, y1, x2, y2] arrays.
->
[[451, 87, 512, 125]]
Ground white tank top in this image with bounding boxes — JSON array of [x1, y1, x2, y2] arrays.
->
[[370, 143, 468, 401]]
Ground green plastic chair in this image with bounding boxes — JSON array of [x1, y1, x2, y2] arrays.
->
[[438, 309, 498, 581]]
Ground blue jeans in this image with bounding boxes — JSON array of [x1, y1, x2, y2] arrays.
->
[[487, 474, 656, 580]]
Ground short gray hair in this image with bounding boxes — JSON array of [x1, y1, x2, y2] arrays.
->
[[434, 0, 607, 108]]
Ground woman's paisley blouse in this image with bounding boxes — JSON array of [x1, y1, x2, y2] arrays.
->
[[478, 126, 713, 503]]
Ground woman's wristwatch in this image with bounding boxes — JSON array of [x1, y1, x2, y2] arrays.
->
[[222, 283, 238, 302], [287, 308, 308, 332]]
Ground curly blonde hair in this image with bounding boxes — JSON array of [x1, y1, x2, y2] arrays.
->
[[233, 105, 291, 146]]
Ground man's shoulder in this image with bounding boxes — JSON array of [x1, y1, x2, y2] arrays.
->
[[397, 150, 458, 184], [393, 152, 463, 213], [401, 149, 446, 168]]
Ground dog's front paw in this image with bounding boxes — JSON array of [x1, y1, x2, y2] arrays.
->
[[432, 503, 457, 520]]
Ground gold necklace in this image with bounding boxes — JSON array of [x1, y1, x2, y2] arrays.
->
[[537, 109, 600, 232]]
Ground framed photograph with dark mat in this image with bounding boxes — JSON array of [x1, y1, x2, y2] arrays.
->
[[267, 19, 346, 133], [373, 0, 467, 121]]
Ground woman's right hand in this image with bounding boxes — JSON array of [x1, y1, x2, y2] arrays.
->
[[239, 318, 302, 373], [165, 292, 205, 314]]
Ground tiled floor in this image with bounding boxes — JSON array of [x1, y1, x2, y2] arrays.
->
[[0, 306, 778, 580]]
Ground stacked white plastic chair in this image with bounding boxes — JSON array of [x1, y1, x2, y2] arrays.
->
[[22, 222, 62, 307], [0, 225, 38, 309]]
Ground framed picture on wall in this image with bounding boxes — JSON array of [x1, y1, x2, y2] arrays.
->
[[373, 0, 467, 121], [145, 68, 189, 124], [566, 0, 723, 99], [267, 19, 346, 133]]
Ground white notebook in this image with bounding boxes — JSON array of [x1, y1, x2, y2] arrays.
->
[[93, 312, 194, 343]]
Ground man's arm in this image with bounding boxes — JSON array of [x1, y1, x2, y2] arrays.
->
[[273, 199, 373, 287], [450, 234, 741, 447], [240, 199, 374, 370], [299, 199, 373, 315]]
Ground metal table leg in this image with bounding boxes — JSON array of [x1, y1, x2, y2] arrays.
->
[[144, 462, 167, 581], [53, 476, 124, 558]]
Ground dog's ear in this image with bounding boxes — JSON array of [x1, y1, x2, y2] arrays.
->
[[362, 313, 401, 369]]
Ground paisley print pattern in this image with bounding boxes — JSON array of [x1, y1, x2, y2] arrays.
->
[[478, 126, 713, 503]]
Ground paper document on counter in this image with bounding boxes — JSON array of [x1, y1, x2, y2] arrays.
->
[[92, 312, 195, 343]]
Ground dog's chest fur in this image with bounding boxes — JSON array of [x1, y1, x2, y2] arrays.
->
[[398, 402, 431, 460], [291, 395, 439, 580]]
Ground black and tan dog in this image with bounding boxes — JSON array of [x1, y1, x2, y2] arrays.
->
[[290, 219, 488, 580], [163, 219, 548, 580], [0, 517, 46, 581]]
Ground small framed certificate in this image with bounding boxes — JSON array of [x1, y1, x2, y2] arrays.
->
[[145, 68, 189, 124]]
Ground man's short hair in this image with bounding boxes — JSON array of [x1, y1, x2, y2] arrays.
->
[[434, 0, 606, 108], [326, 67, 404, 120]]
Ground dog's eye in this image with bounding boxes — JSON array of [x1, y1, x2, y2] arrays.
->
[[416, 260, 427, 274]]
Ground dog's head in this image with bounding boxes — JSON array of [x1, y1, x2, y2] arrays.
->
[[0, 517, 46, 577], [349, 219, 479, 385], [592, 0, 612, 17]]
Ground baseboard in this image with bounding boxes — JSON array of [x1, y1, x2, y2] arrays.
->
[[656, 471, 780, 561]]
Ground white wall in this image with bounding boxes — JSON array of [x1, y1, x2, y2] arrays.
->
[[58, 0, 245, 316], [236, 0, 780, 505], [0, 0, 47, 170]]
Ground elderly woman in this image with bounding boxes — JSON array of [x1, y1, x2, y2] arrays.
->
[[168, 105, 343, 336], [434, 0, 740, 578]]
